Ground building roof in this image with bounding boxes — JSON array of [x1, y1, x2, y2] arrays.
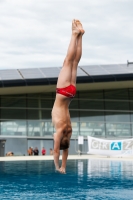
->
[[0, 63, 133, 88]]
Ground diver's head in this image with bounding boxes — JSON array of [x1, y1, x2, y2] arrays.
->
[[60, 136, 70, 150]]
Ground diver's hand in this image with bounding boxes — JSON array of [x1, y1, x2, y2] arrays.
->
[[59, 167, 66, 174]]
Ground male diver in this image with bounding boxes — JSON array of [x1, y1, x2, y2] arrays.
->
[[52, 19, 85, 173]]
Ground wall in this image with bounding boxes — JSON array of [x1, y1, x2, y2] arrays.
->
[[5, 138, 27, 156], [1, 89, 133, 139], [28, 139, 53, 155], [4, 138, 88, 156]]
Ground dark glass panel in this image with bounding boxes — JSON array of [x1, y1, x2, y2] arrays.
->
[[69, 100, 79, 109], [105, 111, 130, 122], [27, 110, 39, 120], [1, 109, 26, 120], [27, 98, 39, 108], [129, 89, 133, 111], [27, 94, 40, 98], [79, 99, 104, 110], [78, 90, 104, 110], [104, 89, 128, 100], [42, 110, 51, 120], [79, 90, 103, 99], [1, 96, 26, 108], [41, 99, 52, 108], [51, 92, 56, 100], [40, 93, 53, 98], [105, 101, 129, 111], [69, 110, 79, 121], [80, 111, 104, 121], [129, 89, 133, 100]]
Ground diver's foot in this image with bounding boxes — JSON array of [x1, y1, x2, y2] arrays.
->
[[72, 19, 81, 35], [76, 20, 85, 35]]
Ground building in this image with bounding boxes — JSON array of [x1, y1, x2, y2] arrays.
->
[[0, 63, 133, 156]]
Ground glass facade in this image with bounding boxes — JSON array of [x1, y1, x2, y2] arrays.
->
[[0, 88, 133, 138]]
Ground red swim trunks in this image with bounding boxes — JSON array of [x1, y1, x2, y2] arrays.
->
[[56, 85, 76, 98]]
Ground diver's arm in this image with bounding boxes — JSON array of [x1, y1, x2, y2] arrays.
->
[[60, 132, 71, 173], [54, 149, 60, 170], [53, 132, 61, 170], [59, 149, 68, 173]]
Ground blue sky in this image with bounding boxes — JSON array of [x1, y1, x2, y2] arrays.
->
[[0, 0, 133, 69]]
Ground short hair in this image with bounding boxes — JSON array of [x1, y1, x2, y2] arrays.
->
[[60, 137, 69, 150]]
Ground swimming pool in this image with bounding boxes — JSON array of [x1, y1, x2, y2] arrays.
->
[[0, 159, 133, 200]]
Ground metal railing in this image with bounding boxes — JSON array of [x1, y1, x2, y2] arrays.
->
[[0, 119, 133, 138]]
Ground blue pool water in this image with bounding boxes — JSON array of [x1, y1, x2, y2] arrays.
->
[[0, 159, 133, 200]]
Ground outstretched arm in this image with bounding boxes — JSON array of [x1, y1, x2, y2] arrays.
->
[[59, 149, 68, 173], [53, 125, 64, 170], [53, 134, 61, 170], [59, 132, 71, 173]]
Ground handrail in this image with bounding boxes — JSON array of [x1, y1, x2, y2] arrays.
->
[[1, 119, 133, 125], [1, 106, 133, 113], [1, 96, 133, 102]]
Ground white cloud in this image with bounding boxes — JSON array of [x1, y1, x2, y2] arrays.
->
[[0, 0, 133, 69]]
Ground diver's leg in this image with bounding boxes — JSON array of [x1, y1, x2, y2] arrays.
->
[[71, 21, 84, 86], [57, 20, 80, 88]]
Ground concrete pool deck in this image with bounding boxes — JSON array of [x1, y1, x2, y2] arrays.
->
[[0, 155, 133, 162]]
